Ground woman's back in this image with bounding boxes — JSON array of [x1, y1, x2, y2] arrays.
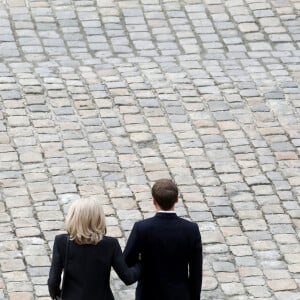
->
[[48, 234, 139, 300], [64, 235, 115, 299]]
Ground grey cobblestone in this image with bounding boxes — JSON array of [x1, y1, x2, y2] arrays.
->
[[0, 0, 299, 299]]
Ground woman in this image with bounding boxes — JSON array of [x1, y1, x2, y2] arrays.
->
[[48, 198, 140, 300]]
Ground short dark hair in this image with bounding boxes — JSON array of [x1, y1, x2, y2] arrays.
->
[[151, 179, 178, 210]]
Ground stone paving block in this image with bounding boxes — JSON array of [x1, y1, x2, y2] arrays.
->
[[268, 279, 298, 291], [242, 219, 268, 231], [8, 292, 33, 300], [221, 282, 245, 296], [1, 259, 25, 272]]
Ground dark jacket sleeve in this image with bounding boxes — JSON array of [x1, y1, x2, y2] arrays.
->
[[123, 222, 140, 267], [188, 224, 203, 300], [48, 235, 63, 299], [112, 238, 141, 285]]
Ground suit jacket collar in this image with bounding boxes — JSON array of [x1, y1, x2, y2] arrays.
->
[[155, 212, 178, 219]]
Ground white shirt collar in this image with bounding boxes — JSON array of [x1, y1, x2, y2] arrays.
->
[[158, 210, 176, 213]]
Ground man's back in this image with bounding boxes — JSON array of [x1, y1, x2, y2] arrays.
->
[[124, 212, 202, 300]]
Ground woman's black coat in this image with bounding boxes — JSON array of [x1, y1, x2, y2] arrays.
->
[[48, 234, 140, 300]]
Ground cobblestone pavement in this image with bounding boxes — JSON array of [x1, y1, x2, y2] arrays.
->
[[0, 0, 299, 299]]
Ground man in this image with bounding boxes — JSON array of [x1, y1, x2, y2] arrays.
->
[[124, 179, 202, 300]]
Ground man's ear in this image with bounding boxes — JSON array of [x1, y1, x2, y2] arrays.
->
[[153, 198, 159, 209], [176, 197, 179, 203]]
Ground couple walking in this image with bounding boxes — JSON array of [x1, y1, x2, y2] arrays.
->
[[48, 179, 203, 300]]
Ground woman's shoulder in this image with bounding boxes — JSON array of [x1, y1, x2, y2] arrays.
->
[[103, 236, 117, 242], [54, 233, 69, 244], [102, 236, 120, 247]]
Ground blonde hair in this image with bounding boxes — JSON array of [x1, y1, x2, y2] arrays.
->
[[65, 198, 106, 245]]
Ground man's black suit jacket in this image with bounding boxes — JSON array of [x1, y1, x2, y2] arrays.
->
[[48, 234, 140, 300], [124, 212, 202, 300]]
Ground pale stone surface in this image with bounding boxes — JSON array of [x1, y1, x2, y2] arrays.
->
[[0, 0, 299, 299]]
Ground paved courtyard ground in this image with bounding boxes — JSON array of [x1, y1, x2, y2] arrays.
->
[[0, 0, 299, 299]]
